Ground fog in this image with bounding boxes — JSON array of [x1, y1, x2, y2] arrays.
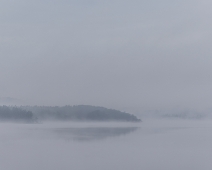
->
[[1, 1, 212, 169], [1, 0, 212, 114], [0, 120, 212, 170]]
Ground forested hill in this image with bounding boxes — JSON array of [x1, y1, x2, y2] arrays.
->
[[0, 106, 35, 122], [21, 105, 141, 122]]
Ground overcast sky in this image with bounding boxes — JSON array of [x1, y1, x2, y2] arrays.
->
[[1, 0, 212, 112]]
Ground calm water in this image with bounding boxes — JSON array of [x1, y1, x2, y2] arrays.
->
[[0, 120, 212, 170]]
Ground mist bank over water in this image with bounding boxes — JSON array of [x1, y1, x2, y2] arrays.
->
[[0, 105, 141, 123], [134, 107, 212, 120]]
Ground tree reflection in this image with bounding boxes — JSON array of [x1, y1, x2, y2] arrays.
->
[[52, 127, 139, 141]]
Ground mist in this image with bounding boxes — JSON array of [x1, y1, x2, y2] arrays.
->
[[1, 0, 212, 114], [1, 0, 212, 169]]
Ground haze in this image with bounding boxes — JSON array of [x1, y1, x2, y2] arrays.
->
[[1, 0, 212, 114]]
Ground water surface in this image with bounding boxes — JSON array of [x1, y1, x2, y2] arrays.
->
[[0, 120, 212, 170]]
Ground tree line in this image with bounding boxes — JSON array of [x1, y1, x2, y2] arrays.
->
[[0, 105, 141, 122]]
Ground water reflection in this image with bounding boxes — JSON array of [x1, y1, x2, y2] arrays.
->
[[51, 127, 139, 141]]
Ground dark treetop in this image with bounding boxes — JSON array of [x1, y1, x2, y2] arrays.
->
[[21, 105, 141, 122]]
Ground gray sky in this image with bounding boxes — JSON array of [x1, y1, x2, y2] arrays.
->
[[1, 0, 212, 111]]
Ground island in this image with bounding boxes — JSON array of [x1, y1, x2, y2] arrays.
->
[[0, 105, 141, 122]]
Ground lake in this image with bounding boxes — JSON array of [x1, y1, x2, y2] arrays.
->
[[0, 120, 212, 170]]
